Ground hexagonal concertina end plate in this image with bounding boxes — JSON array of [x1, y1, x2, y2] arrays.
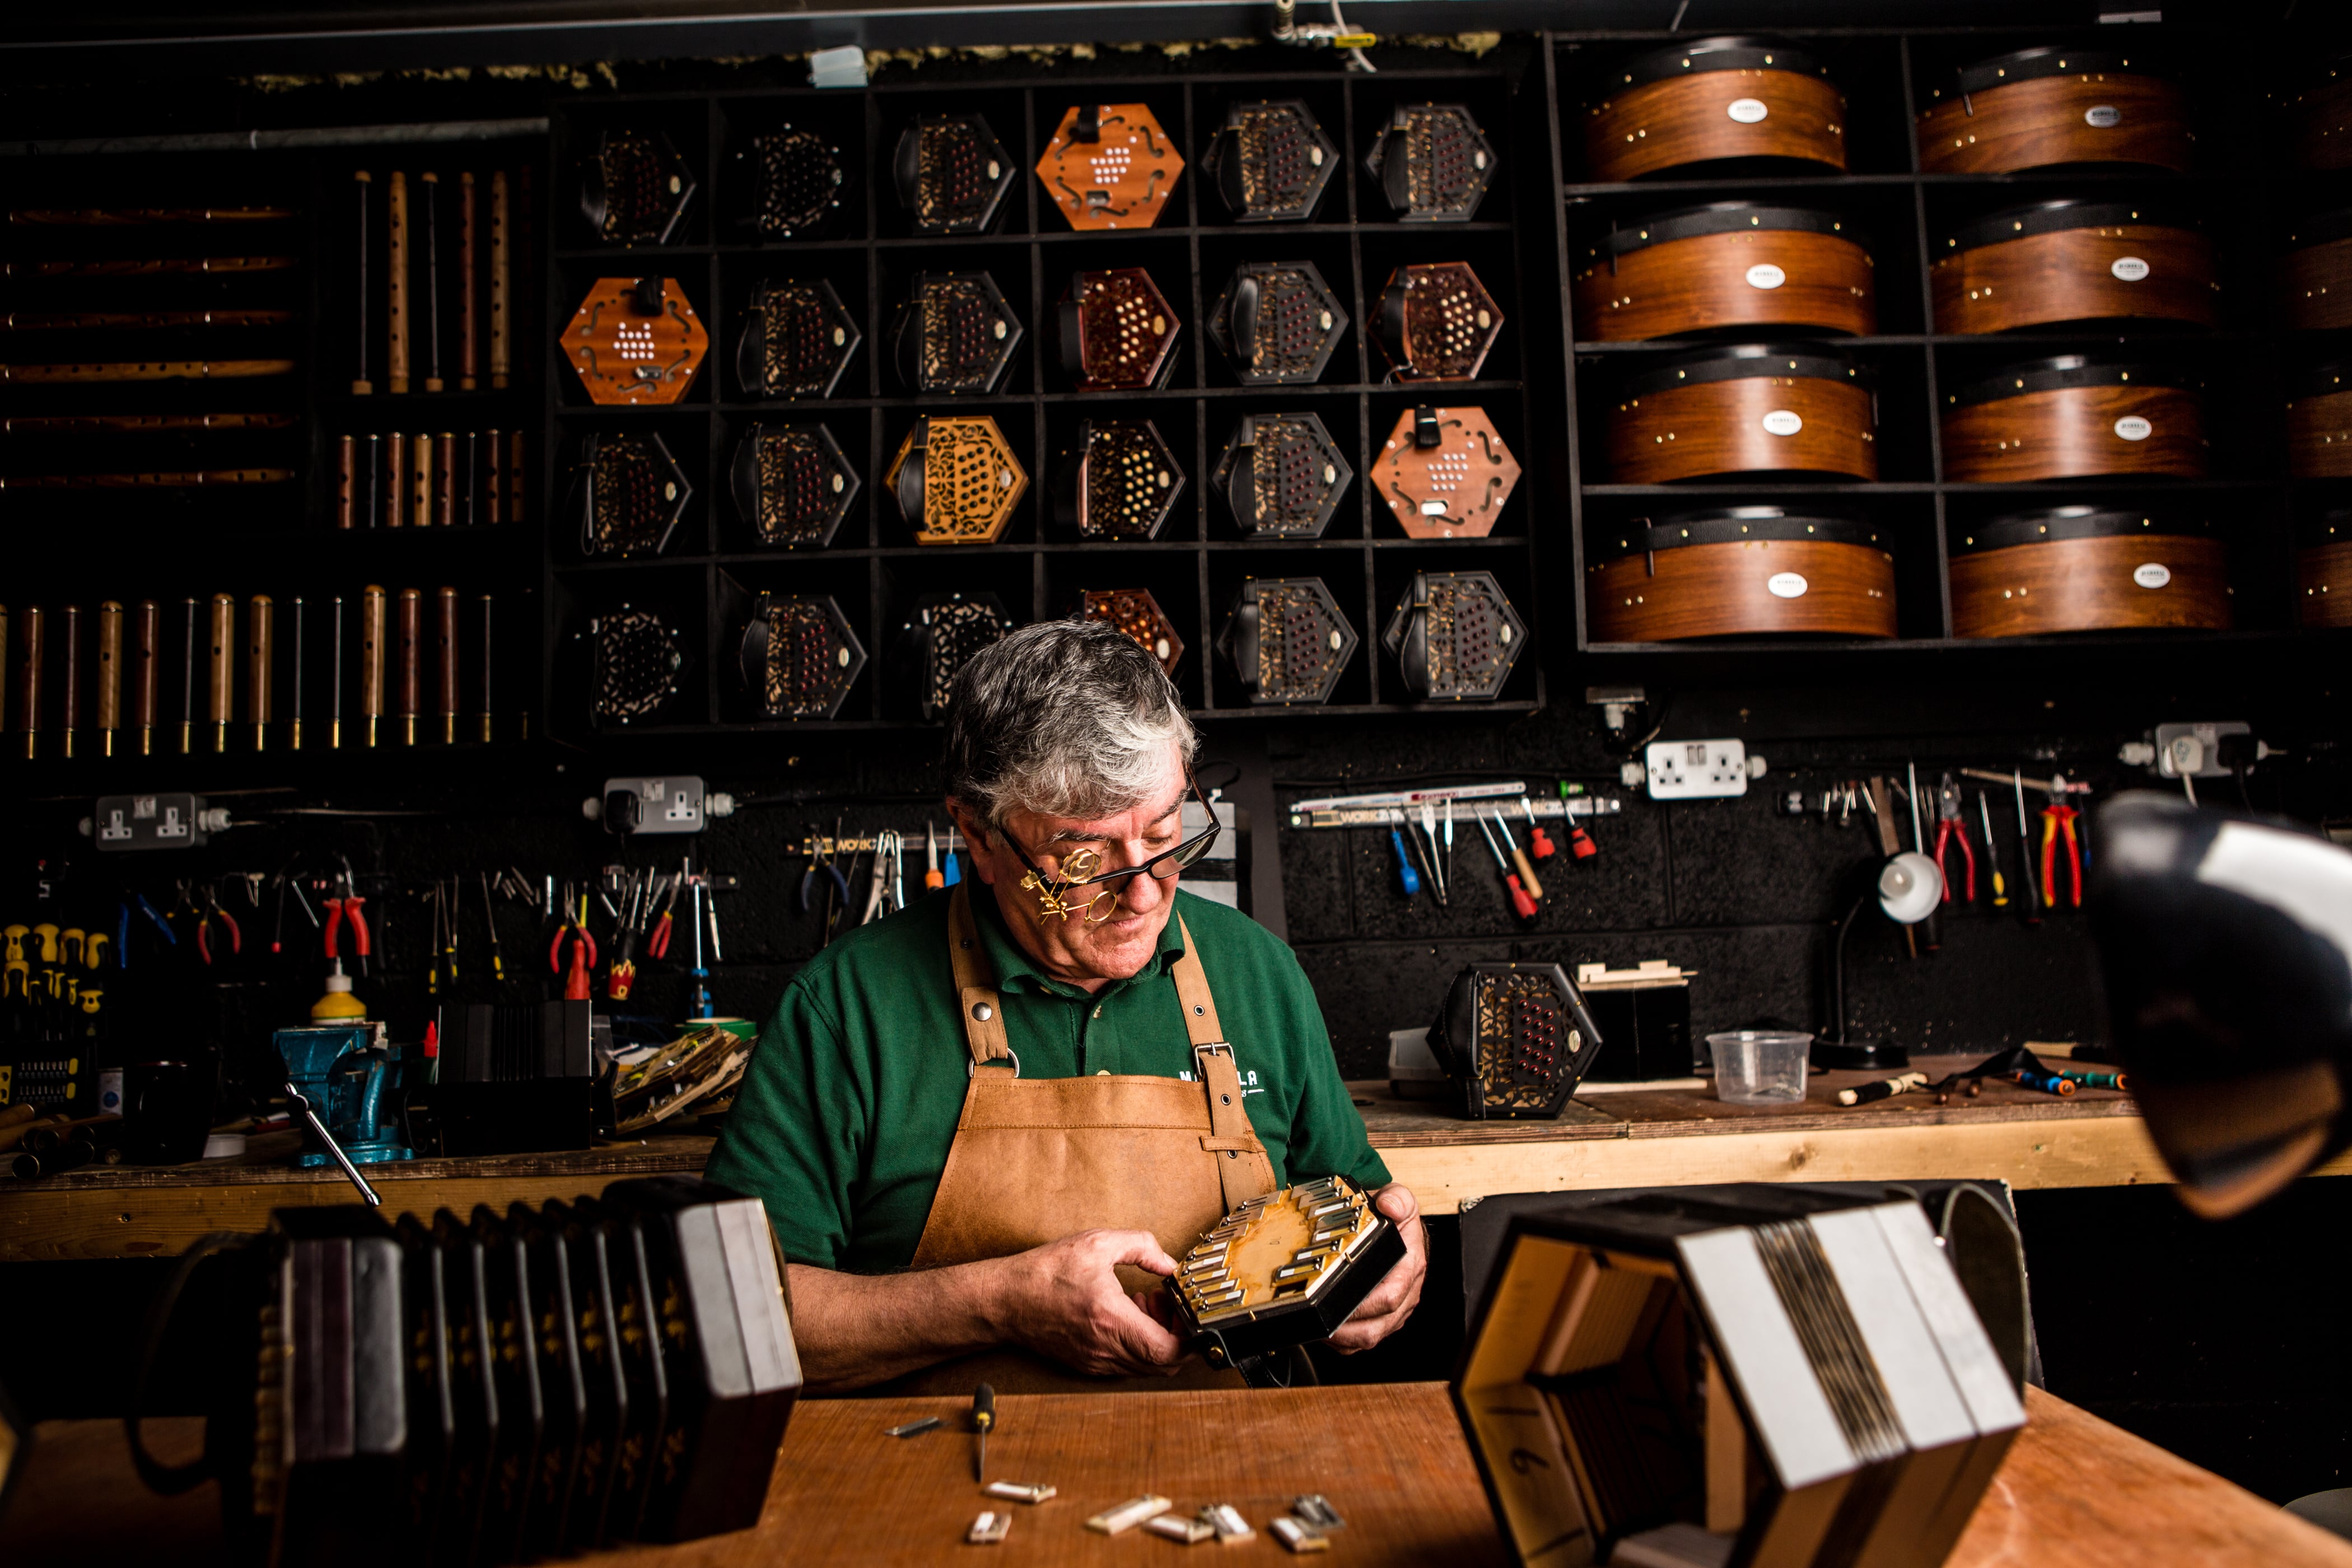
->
[[735, 277, 862, 399], [885, 414, 1028, 545], [1373, 404, 1521, 539], [1215, 577, 1358, 706], [567, 276, 710, 406], [1205, 262, 1348, 386], [1212, 412, 1352, 540], [1053, 419, 1187, 540], [889, 271, 1024, 395], [1364, 104, 1498, 222], [1080, 587, 1187, 675], [730, 422, 861, 549], [1374, 261, 1505, 382], [1035, 103, 1184, 231], [1057, 268, 1183, 391], [1382, 569, 1528, 702], [1203, 100, 1338, 222], [739, 593, 866, 720]]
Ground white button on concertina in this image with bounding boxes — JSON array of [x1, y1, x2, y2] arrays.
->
[[2113, 416, 2153, 441], [1767, 572, 1809, 599], [1745, 263, 1787, 290], [1726, 98, 1769, 123], [1761, 409, 1803, 436], [2085, 105, 2122, 127], [2134, 563, 2172, 590], [2111, 256, 2150, 282]]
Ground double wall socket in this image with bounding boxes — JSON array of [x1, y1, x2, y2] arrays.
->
[[90, 793, 212, 851], [601, 776, 706, 834], [1645, 740, 1760, 800]]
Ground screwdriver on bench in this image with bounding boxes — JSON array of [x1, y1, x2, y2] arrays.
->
[[972, 1383, 995, 1482], [1476, 816, 1538, 920]]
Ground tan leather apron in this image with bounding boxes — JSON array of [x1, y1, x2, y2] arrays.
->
[[882, 884, 1278, 1394]]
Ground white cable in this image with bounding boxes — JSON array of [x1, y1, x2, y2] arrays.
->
[[1330, 0, 1375, 71], [2182, 774, 2197, 806]]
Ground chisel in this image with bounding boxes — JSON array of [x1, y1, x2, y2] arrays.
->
[[459, 171, 478, 391], [178, 598, 198, 754], [248, 594, 273, 751], [360, 586, 385, 748], [387, 171, 409, 394], [57, 604, 80, 759], [132, 600, 159, 755], [396, 587, 422, 746], [14, 605, 38, 758], [435, 585, 459, 744], [95, 601, 121, 757], [288, 596, 305, 752], [208, 593, 235, 753]]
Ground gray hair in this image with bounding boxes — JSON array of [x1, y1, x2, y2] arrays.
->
[[942, 619, 1196, 833]]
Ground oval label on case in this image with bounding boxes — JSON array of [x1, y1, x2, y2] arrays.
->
[[1767, 572, 1809, 599], [1762, 409, 1804, 436], [2114, 415, 2154, 441], [1726, 97, 1770, 123], [2134, 562, 2173, 590], [2085, 104, 2122, 128], [2112, 255, 2151, 282], [1746, 263, 1788, 290]]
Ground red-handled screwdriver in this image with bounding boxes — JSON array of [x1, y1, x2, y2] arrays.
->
[[1521, 799, 1556, 859], [1476, 816, 1538, 920]]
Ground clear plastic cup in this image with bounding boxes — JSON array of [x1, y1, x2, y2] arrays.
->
[[1707, 1031, 1814, 1104]]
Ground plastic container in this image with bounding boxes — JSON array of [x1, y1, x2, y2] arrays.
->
[[1707, 1030, 1814, 1103]]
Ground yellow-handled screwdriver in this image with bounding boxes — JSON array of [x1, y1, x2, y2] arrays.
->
[[972, 1382, 995, 1482], [1977, 791, 2007, 906]]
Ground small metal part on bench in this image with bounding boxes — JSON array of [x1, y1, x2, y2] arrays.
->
[[577, 430, 692, 559]]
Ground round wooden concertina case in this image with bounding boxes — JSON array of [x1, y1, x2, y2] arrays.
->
[[1930, 199, 2218, 335], [2285, 363, 2352, 478], [1607, 344, 1877, 483], [1571, 203, 1875, 341], [1588, 507, 1896, 641], [1583, 36, 1846, 181], [2281, 211, 2352, 332], [1948, 506, 2229, 638], [2300, 511, 2352, 629], [1916, 48, 2191, 175], [2283, 66, 2352, 171], [1940, 356, 2206, 482]]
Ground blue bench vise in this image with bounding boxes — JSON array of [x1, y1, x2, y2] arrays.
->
[[274, 1023, 413, 1168]]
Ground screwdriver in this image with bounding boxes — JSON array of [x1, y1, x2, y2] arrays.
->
[[1977, 791, 2006, 906], [1491, 808, 1545, 903], [925, 822, 945, 891], [1476, 816, 1538, 920], [972, 1383, 995, 1483], [1389, 828, 1421, 897], [1521, 798, 1556, 860], [1416, 802, 1447, 906], [2012, 771, 2042, 926]]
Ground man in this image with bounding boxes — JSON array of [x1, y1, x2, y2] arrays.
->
[[707, 620, 1426, 1394]]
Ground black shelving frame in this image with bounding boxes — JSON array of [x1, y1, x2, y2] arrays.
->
[[1543, 24, 2332, 663], [541, 58, 1551, 740]]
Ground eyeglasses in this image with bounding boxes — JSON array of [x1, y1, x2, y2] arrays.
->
[[1009, 771, 1220, 925]]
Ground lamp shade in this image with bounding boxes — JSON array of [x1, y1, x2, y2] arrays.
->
[[1879, 851, 1946, 923], [2089, 793, 2352, 1217]]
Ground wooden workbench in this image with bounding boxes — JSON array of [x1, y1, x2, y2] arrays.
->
[[11, 1383, 2351, 1566], [4, 1056, 2346, 1262]]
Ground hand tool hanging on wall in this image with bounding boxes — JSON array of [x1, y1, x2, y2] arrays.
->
[[1907, 762, 1942, 953], [686, 865, 712, 1018], [1931, 772, 1976, 903], [1417, 802, 1448, 907], [207, 594, 234, 753], [2013, 772, 2042, 925], [1864, 775, 1916, 959], [1476, 815, 1538, 920], [95, 600, 121, 758], [1977, 791, 2006, 906], [1521, 799, 1557, 862], [246, 594, 272, 751], [395, 588, 421, 745], [360, 584, 385, 748], [57, 603, 80, 759], [1389, 828, 1421, 897], [132, 599, 158, 755], [386, 171, 410, 394], [2041, 789, 2083, 909], [925, 822, 945, 892], [1490, 808, 1544, 903], [351, 170, 372, 394]]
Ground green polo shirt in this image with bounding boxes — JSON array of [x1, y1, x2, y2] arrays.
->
[[705, 886, 1389, 1273]]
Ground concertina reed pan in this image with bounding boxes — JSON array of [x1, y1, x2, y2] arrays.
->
[[1948, 505, 2229, 638], [1916, 46, 2192, 176], [1582, 35, 1846, 181], [1588, 506, 1897, 641], [1941, 354, 2206, 482], [1607, 343, 1876, 483], [1930, 198, 2218, 335], [1572, 202, 1875, 341]]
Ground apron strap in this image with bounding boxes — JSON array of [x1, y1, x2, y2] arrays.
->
[[1175, 913, 1273, 1211], [948, 884, 1014, 1067]]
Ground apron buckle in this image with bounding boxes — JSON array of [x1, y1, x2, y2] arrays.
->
[[969, 1047, 1021, 1079]]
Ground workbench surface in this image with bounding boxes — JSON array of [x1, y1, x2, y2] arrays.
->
[[4, 1055, 2344, 1261], [13, 1383, 2351, 1567]]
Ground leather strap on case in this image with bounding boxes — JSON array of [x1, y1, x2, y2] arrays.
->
[[949, 883, 1014, 1067], [1176, 914, 1274, 1208]]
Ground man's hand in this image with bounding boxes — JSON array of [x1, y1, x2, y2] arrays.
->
[[988, 1228, 1187, 1378], [1326, 1183, 1427, 1354]]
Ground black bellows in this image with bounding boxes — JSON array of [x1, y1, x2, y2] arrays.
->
[[141, 1177, 799, 1566]]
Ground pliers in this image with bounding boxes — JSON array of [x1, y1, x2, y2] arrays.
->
[[195, 885, 242, 965], [549, 902, 598, 1002], [2041, 797, 2084, 909], [798, 823, 851, 915], [321, 858, 372, 976], [1930, 771, 1977, 903]]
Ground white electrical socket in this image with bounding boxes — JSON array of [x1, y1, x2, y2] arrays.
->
[[1645, 739, 1753, 800], [2152, 722, 2249, 780], [601, 776, 707, 834]]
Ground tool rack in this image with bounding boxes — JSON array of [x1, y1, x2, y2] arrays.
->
[[539, 55, 1553, 735]]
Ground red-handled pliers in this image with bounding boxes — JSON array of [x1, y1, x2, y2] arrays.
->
[[550, 921, 598, 1002], [1931, 772, 1977, 903], [195, 886, 242, 965], [321, 858, 372, 976], [2041, 799, 2083, 909]]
